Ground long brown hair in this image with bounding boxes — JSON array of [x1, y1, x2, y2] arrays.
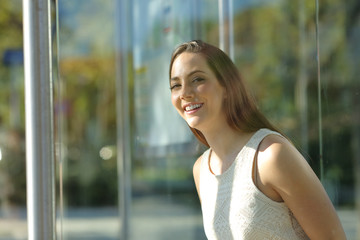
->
[[169, 40, 279, 147]]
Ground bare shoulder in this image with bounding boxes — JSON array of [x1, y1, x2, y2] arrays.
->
[[256, 133, 317, 195], [258, 134, 298, 160], [254, 134, 311, 202], [257, 134, 308, 178]]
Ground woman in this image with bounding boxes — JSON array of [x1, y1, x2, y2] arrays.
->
[[169, 40, 346, 239]]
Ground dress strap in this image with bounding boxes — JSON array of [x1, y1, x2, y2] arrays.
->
[[238, 128, 283, 179]]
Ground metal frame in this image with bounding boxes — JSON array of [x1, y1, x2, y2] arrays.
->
[[218, 0, 234, 60], [23, 0, 56, 239], [115, 0, 133, 239]]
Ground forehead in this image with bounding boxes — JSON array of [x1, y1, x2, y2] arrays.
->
[[171, 52, 209, 77]]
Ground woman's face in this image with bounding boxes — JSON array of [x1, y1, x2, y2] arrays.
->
[[170, 52, 227, 132]]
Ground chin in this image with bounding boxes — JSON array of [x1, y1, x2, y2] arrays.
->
[[185, 116, 207, 130], [186, 120, 200, 129], [187, 122, 206, 132]]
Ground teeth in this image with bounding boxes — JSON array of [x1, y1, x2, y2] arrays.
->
[[185, 104, 202, 111]]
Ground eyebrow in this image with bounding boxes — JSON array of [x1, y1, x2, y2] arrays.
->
[[170, 70, 206, 82]]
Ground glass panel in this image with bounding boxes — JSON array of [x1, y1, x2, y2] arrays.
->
[[56, 0, 119, 239], [56, 0, 218, 238], [0, 1, 27, 239], [318, 1, 360, 239], [128, 1, 217, 239], [231, 0, 359, 239]]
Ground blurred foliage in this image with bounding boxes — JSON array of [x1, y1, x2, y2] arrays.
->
[[58, 57, 117, 144], [0, 0, 25, 210], [57, 56, 118, 206], [0, 0, 23, 128], [0, 1, 22, 51]]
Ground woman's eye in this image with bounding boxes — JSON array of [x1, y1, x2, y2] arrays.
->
[[170, 84, 180, 90], [193, 77, 204, 83]]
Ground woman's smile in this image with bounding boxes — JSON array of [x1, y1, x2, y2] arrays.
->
[[183, 103, 204, 114]]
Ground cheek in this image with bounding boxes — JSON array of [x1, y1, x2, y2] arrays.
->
[[196, 84, 207, 92], [197, 84, 218, 98], [171, 93, 180, 108], [171, 94, 185, 118], [195, 84, 209, 97]]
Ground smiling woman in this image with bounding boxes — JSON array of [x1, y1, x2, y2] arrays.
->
[[168, 40, 346, 240], [170, 52, 227, 134]]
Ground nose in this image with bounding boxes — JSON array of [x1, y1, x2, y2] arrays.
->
[[180, 84, 194, 100]]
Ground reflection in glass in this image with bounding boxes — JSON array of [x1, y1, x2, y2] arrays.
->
[[56, 0, 119, 239], [231, 1, 360, 239], [129, 1, 215, 239]]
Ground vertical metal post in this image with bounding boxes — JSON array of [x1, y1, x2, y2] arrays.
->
[[218, 0, 226, 52], [315, 0, 324, 182], [191, 0, 201, 39], [218, 0, 234, 60], [296, 0, 309, 157], [23, 0, 56, 239], [228, 0, 234, 60], [115, 0, 133, 239]]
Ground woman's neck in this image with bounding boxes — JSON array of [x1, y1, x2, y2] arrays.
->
[[201, 124, 253, 163]]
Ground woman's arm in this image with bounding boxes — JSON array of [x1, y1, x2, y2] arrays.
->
[[256, 135, 346, 240]]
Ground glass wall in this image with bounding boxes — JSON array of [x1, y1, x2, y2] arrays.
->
[[55, 1, 119, 239], [229, 1, 359, 238], [0, 1, 27, 239], [0, 0, 359, 239], [126, 1, 218, 239], [55, 0, 217, 238]]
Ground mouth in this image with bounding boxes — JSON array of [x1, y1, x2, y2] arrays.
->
[[183, 103, 203, 112]]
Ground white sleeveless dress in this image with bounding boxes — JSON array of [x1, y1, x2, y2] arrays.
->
[[199, 128, 310, 240]]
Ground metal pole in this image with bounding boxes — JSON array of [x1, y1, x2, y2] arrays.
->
[[315, 0, 324, 182], [218, 0, 226, 52], [295, 0, 309, 158], [228, 0, 234, 61], [192, 0, 201, 39], [115, 0, 133, 239], [23, 0, 56, 239], [218, 0, 234, 60]]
